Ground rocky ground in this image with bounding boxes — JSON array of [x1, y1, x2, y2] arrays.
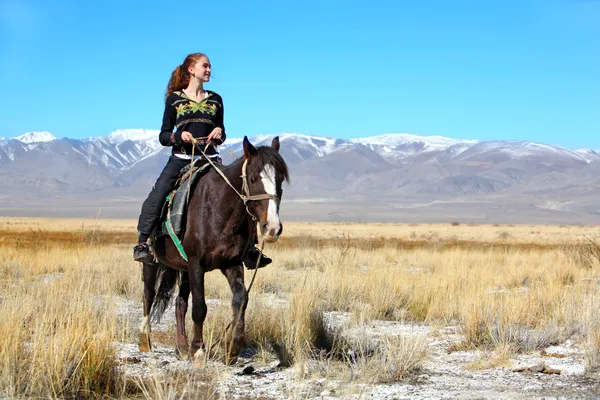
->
[[115, 297, 600, 399]]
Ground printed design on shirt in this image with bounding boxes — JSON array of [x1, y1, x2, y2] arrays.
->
[[176, 118, 215, 129], [175, 100, 217, 117]]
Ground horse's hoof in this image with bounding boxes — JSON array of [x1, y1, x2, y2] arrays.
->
[[175, 345, 189, 361], [224, 348, 239, 365], [138, 334, 152, 352], [225, 343, 241, 365], [193, 348, 205, 368]]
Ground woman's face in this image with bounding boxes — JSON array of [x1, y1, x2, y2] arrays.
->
[[189, 56, 211, 82]]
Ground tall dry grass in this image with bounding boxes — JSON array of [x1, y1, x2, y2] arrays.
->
[[2, 218, 600, 398], [0, 238, 140, 398], [245, 230, 600, 361]]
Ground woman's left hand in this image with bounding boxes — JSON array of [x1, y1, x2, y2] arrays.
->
[[207, 127, 223, 142]]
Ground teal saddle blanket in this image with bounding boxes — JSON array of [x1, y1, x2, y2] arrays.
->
[[155, 159, 212, 260]]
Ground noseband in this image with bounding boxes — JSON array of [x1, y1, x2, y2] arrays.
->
[[240, 159, 279, 205]]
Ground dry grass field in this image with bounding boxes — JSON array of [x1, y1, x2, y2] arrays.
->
[[2, 217, 600, 398]]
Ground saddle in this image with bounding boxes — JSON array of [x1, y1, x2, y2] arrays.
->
[[154, 158, 214, 259]]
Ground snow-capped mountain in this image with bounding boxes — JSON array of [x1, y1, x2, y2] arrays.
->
[[100, 129, 162, 147], [3, 129, 600, 224], [350, 133, 478, 148], [0, 139, 30, 164], [4, 129, 599, 167], [4, 129, 600, 169], [574, 148, 600, 163], [226, 133, 351, 161], [14, 131, 57, 143], [348, 133, 478, 162]]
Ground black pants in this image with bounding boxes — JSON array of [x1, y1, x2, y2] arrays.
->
[[137, 156, 190, 242]]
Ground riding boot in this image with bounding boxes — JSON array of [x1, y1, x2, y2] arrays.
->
[[133, 233, 153, 263], [243, 247, 272, 269], [243, 218, 272, 269]]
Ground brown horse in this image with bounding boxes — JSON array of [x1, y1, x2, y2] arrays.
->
[[138, 136, 289, 365]]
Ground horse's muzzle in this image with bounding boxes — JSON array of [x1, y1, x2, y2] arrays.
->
[[262, 223, 282, 242]]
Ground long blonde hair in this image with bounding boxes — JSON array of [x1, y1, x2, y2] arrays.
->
[[165, 52, 208, 99]]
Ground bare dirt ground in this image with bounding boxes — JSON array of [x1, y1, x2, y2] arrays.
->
[[114, 295, 600, 400]]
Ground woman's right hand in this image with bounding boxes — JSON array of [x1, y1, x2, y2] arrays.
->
[[181, 131, 194, 143]]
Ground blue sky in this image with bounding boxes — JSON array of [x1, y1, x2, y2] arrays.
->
[[1, 0, 598, 149]]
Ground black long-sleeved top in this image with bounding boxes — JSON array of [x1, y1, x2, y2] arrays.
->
[[158, 90, 226, 157]]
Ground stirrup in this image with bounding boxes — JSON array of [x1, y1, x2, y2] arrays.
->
[[244, 248, 272, 270]]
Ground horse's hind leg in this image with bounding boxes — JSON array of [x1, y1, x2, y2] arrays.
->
[[175, 271, 191, 360], [188, 259, 207, 367], [139, 261, 158, 352], [223, 265, 248, 365]]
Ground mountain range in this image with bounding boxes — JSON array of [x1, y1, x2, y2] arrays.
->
[[1, 129, 600, 224]]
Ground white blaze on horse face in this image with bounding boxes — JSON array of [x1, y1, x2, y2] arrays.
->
[[260, 164, 280, 241]]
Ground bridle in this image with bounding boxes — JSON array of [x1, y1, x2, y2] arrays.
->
[[240, 159, 280, 205], [189, 138, 279, 220]]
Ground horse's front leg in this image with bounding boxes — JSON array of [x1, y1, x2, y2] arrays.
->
[[139, 261, 158, 352], [175, 272, 190, 360], [223, 265, 248, 365], [188, 258, 207, 367]]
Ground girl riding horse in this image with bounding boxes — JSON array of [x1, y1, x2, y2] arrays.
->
[[133, 52, 270, 268]]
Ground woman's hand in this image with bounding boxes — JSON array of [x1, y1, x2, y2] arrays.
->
[[207, 127, 223, 142], [181, 131, 194, 143]]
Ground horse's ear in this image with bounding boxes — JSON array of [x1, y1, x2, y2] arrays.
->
[[271, 136, 280, 152], [243, 136, 257, 159]]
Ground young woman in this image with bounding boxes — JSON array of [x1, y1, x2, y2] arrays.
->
[[133, 52, 271, 267]]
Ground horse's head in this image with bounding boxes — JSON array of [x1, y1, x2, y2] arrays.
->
[[242, 136, 289, 243]]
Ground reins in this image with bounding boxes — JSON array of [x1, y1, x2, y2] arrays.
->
[[188, 138, 278, 207], [186, 137, 270, 357], [187, 139, 270, 276]]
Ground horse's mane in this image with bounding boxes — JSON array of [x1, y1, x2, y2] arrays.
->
[[222, 146, 290, 182]]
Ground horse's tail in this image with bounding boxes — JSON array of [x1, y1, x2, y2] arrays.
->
[[150, 263, 181, 324]]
